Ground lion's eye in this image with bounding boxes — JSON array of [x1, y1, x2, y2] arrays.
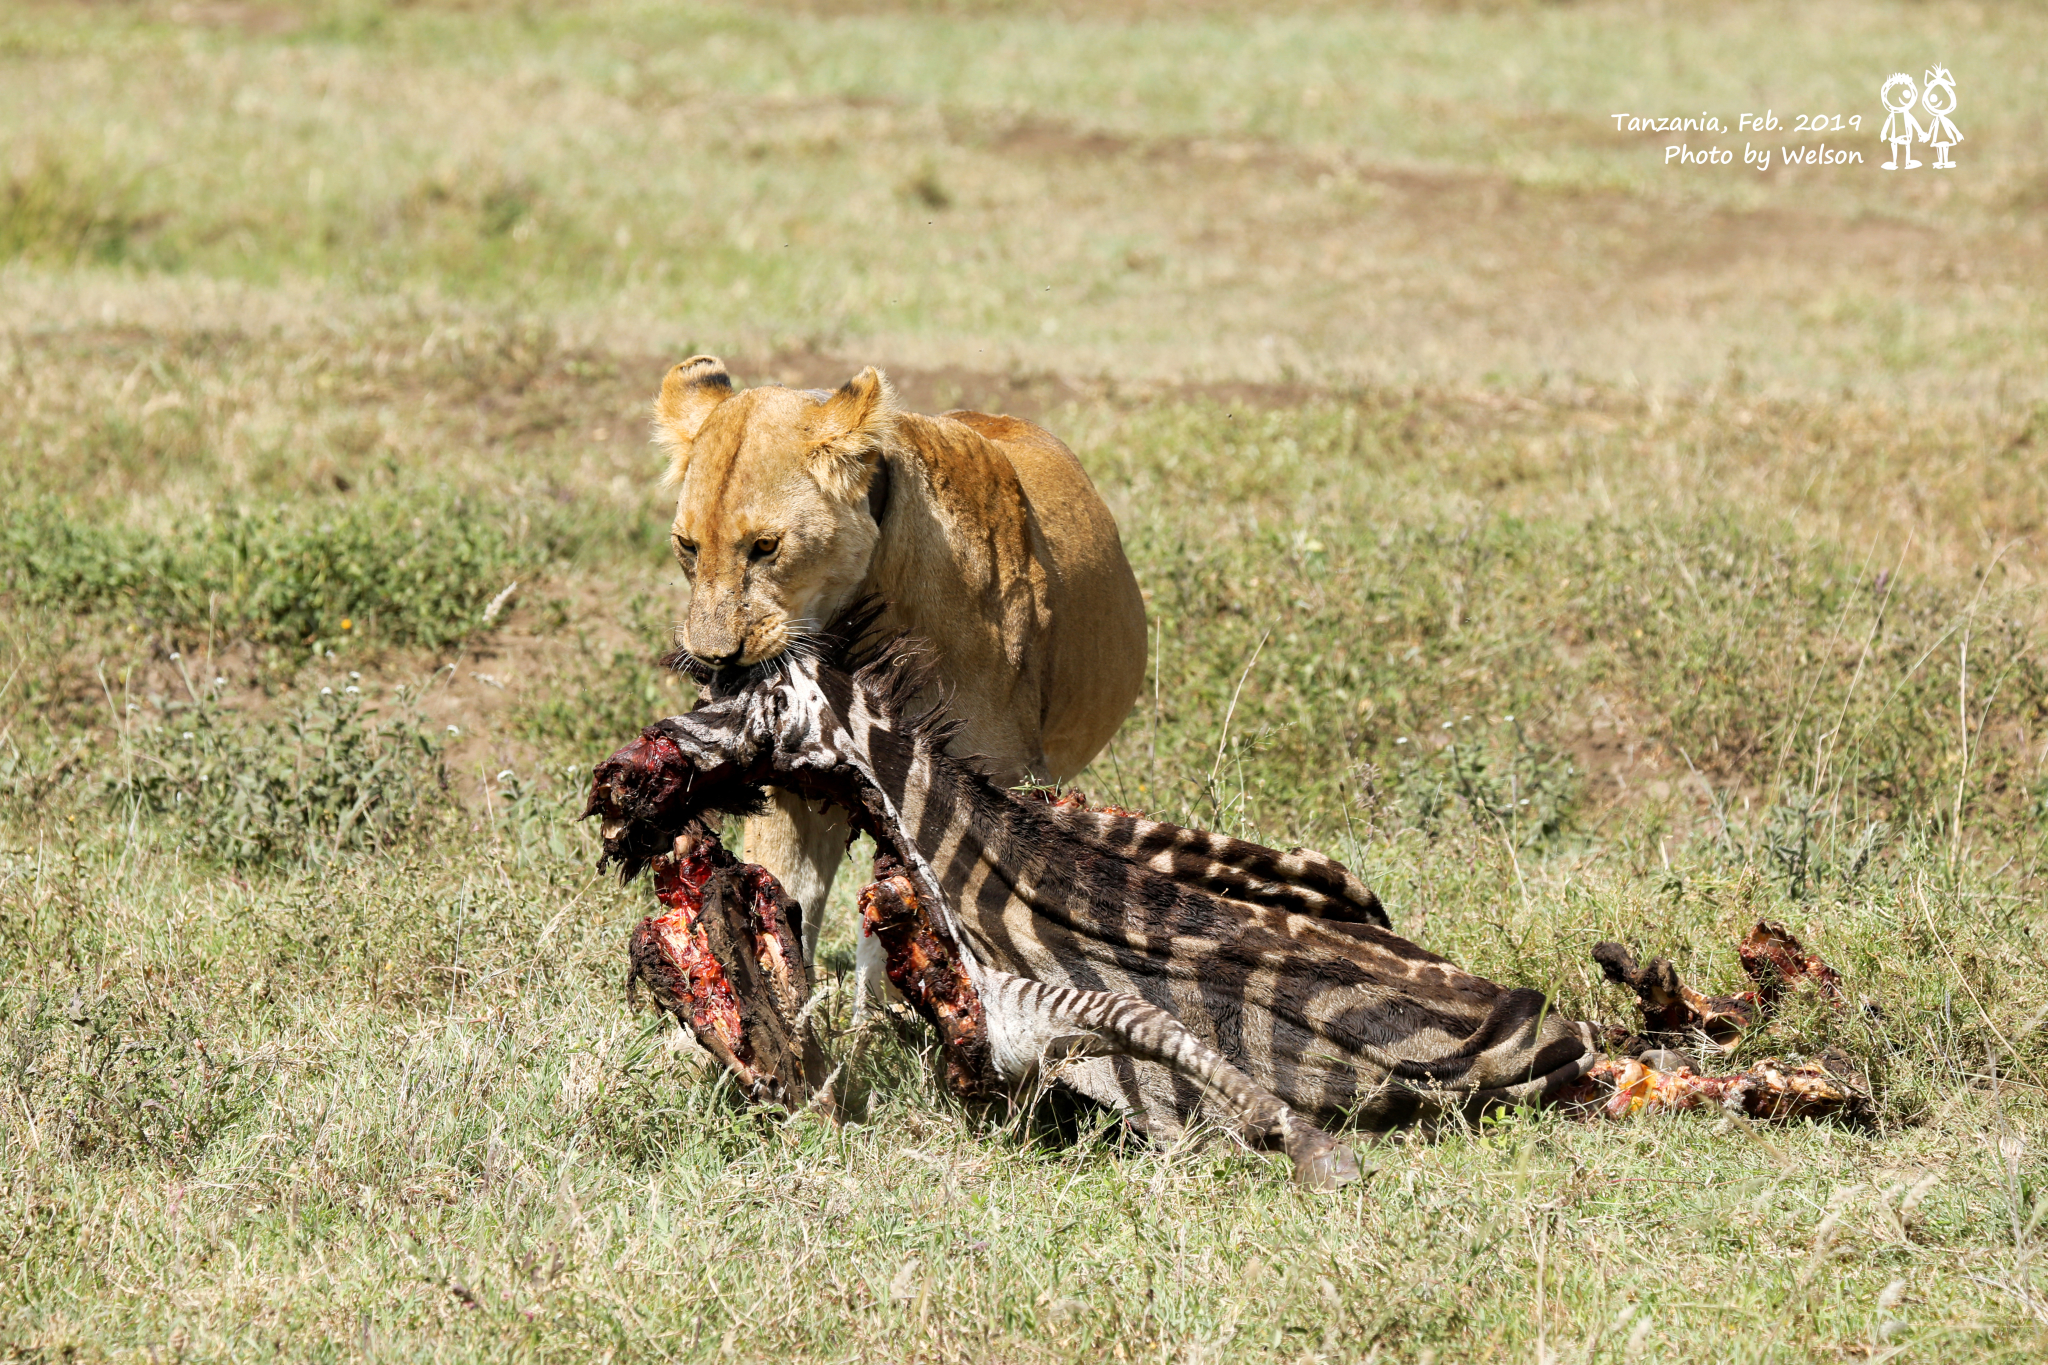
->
[[750, 536, 780, 560], [672, 535, 697, 563]]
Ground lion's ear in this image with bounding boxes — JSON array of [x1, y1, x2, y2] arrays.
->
[[653, 356, 734, 488], [807, 366, 896, 500]]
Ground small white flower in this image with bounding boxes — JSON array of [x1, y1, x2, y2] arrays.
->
[[182, 732, 195, 741], [497, 769, 516, 782], [1441, 721, 1453, 729], [349, 671, 361, 681], [213, 676, 226, 687], [321, 686, 332, 695], [169, 651, 180, 660], [1395, 737, 1409, 745], [345, 686, 361, 694], [1503, 714, 1515, 722], [446, 725, 461, 736]]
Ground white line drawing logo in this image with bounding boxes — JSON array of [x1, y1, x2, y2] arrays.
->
[[1880, 72, 1925, 170], [1921, 66, 1962, 169]]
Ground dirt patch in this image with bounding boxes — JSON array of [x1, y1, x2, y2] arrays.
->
[[725, 348, 1329, 423], [989, 123, 1136, 162], [158, 1, 305, 35]]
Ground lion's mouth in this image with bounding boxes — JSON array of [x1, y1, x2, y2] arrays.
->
[[660, 632, 796, 696], [658, 643, 776, 695]]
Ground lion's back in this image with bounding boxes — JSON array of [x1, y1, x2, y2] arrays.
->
[[913, 409, 1155, 777]]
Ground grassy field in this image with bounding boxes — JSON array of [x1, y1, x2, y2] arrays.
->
[[4, 1, 2048, 1360]]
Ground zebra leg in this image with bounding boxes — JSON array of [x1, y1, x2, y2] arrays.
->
[[981, 974, 1363, 1191]]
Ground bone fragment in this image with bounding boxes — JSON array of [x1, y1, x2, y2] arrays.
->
[[1592, 920, 1844, 1052], [1565, 1051, 1873, 1124]]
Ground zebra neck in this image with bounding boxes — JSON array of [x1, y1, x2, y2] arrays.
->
[[851, 717, 1026, 921]]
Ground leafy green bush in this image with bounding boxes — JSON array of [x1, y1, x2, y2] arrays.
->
[[2, 493, 528, 652], [103, 678, 447, 868]]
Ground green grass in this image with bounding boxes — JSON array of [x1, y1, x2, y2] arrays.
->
[[99, 676, 453, 869], [3, 2, 2047, 1361], [3, 493, 537, 655]]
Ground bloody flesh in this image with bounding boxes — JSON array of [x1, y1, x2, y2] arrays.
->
[[592, 704, 1877, 1133], [632, 827, 744, 1064], [625, 820, 823, 1107], [1025, 787, 1145, 820], [1565, 1052, 1873, 1124], [1737, 920, 1845, 1007], [1591, 941, 1758, 1046], [857, 854, 996, 1098], [1579, 920, 1872, 1124], [1593, 920, 1844, 1051]]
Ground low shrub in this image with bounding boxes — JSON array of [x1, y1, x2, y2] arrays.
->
[[1391, 715, 1579, 848], [102, 677, 448, 868], [0, 988, 273, 1171], [2, 492, 529, 653]]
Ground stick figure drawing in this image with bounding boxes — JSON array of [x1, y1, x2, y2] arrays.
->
[[1880, 72, 1925, 169], [1921, 66, 1963, 169]]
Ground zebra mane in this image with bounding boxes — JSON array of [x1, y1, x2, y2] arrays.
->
[[825, 598, 969, 755]]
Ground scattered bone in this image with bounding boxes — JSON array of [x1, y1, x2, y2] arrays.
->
[[1591, 941, 1757, 1048], [1593, 920, 1842, 1052], [1736, 920, 1845, 1007], [1565, 1050, 1873, 1125], [1581, 922, 1871, 1123]]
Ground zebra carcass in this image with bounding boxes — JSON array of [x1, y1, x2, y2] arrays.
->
[[588, 624, 1600, 1189]]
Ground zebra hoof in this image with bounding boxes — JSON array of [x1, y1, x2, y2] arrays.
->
[[1292, 1140, 1363, 1192]]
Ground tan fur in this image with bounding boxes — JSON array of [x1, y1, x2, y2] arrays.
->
[[653, 356, 1148, 955]]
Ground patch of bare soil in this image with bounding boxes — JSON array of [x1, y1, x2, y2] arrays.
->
[[156, 1, 304, 35], [730, 348, 1328, 423]]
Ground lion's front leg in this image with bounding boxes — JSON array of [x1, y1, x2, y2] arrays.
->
[[743, 788, 849, 967]]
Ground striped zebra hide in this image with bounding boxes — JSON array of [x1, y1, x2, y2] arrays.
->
[[586, 623, 1602, 1162]]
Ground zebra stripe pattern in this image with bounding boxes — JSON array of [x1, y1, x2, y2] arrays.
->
[[630, 627, 1598, 1164]]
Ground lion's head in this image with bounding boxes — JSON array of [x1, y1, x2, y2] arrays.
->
[[653, 356, 895, 677]]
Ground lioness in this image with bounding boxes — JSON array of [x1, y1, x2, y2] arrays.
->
[[653, 355, 1147, 968]]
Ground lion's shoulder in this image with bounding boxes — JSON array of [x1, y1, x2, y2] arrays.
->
[[896, 409, 1088, 498], [937, 410, 1038, 445]]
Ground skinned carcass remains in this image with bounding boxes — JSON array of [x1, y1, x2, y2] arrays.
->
[[1575, 922, 1871, 1124], [589, 610, 1603, 1189], [622, 807, 832, 1113]]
